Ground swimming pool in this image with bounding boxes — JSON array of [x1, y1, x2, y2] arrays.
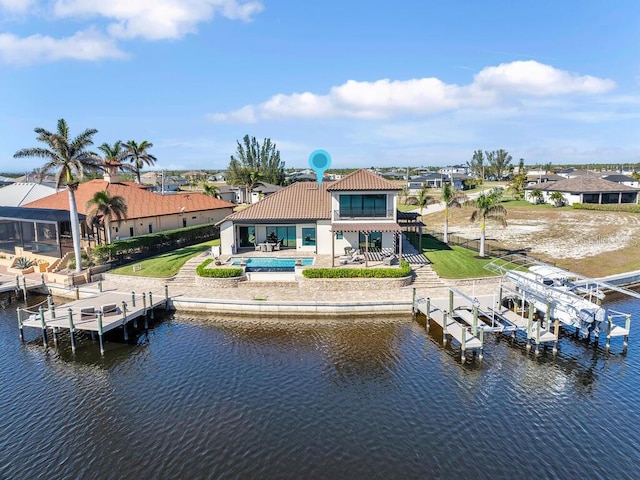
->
[[229, 257, 314, 272]]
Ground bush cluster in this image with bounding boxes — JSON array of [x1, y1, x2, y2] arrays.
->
[[93, 223, 219, 264], [571, 203, 640, 213], [302, 261, 411, 278], [196, 259, 244, 278]]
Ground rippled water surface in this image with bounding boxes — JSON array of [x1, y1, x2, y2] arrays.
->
[[1, 294, 639, 479]]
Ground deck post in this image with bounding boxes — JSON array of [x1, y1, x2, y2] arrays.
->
[[97, 311, 105, 356], [623, 314, 630, 353], [98, 280, 103, 293], [142, 293, 148, 329], [448, 290, 454, 317], [426, 298, 431, 330], [164, 285, 169, 310], [17, 307, 24, 342], [51, 300, 59, 347], [75, 286, 80, 300], [131, 291, 136, 308], [461, 327, 466, 362], [22, 277, 27, 301], [411, 288, 416, 317], [472, 305, 478, 336], [38, 306, 48, 347], [605, 315, 612, 351], [121, 301, 129, 341], [67, 308, 76, 354], [149, 292, 155, 321], [15, 275, 19, 290], [442, 311, 448, 345]]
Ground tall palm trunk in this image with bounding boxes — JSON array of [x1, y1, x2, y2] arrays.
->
[[67, 187, 83, 273], [479, 221, 486, 257], [105, 219, 112, 243], [135, 162, 142, 184]]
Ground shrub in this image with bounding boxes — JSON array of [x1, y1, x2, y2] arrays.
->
[[93, 223, 219, 264], [196, 259, 244, 278], [302, 261, 411, 278], [67, 252, 93, 270], [14, 257, 35, 269], [571, 203, 640, 213]]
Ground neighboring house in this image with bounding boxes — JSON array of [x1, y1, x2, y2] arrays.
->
[[216, 185, 238, 204], [0, 206, 85, 260], [603, 174, 639, 188], [525, 173, 564, 187], [438, 165, 469, 176], [14, 173, 57, 188], [380, 170, 407, 180], [250, 182, 283, 204], [0, 175, 16, 186], [524, 177, 639, 205], [24, 169, 235, 248], [407, 173, 469, 193], [0, 183, 57, 206], [219, 169, 405, 262]]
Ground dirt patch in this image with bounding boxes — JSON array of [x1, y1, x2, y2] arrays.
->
[[426, 205, 640, 276]]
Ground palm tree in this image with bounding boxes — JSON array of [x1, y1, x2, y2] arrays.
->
[[529, 188, 544, 205], [441, 183, 467, 244], [416, 186, 431, 215], [203, 183, 220, 198], [470, 188, 507, 257], [14, 119, 100, 272], [85, 191, 128, 244], [399, 185, 410, 205], [549, 191, 566, 207], [123, 140, 156, 184]]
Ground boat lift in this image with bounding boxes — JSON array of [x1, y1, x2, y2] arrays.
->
[[485, 254, 636, 352]]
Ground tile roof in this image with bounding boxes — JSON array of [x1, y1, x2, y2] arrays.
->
[[223, 181, 334, 222], [527, 176, 639, 193], [327, 169, 401, 191], [23, 179, 235, 218]]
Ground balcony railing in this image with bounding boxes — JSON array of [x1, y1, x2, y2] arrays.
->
[[333, 209, 395, 221]]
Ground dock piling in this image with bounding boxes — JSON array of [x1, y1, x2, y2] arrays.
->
[[67, 308, 76, 354], [121, 301, 129, 341], [98, 280, 103, 293], [22, 277, 27, 301], [38, 306, 48, 348], [411, 288, 416, 318], [131, 291, 136, 308], [442, 311, 448, 345], [97, 311, 105, 356], [17, 307, 24, 342], [623, 314, 630, 353], [164, 285, 169, 310], [606, 315, 612, 351], [149, 292, 155, 321], [142, 292, 148, 329], [461, 327, 466, 362], [479, 328, 484, 362], [75, 287, 79, 300], [553, 318, 560, 355], [426, 298, 431, 330]]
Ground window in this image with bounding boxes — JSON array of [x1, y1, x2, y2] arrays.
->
[[266, 226, 296, 247], [182, 218, 187, 228], [339, 194, 387, 217], [359, 231, 382, 250], [302, 227, 316, 246], [335, 231, 343, 239], [148, 224, 153, 234], [129, 227, 134, 237]]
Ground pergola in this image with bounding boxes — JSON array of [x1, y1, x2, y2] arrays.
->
[[330, 222, 403, 267]]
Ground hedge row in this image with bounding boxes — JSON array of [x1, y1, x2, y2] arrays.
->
[[571, 203, 640, 213], [93, 223, 219, 264], [196, 259, 244, 278], [302, 261, 411, 278]]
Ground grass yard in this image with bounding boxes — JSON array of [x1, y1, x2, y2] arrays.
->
[[407, 233, 501, 278], [109, 239, 220, 278]]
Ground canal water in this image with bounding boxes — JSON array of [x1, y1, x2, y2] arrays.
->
[[1, 294, 639, 479]]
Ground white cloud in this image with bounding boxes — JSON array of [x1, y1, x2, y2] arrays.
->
[[0, 0, 35, 13], [0, 28, 127, 65], [53, 0, 264, 40], [209, 60, 616, 123], [473, 60, 615, 96]]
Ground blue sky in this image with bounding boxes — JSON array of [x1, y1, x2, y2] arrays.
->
[[0, 0, 638, 172]]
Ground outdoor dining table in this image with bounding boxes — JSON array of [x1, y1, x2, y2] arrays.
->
[[258, 242, 276, 252]]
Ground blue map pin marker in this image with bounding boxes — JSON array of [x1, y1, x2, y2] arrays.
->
[[308, 149, 331, 187]]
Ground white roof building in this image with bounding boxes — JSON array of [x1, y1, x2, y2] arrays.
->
[[0, 182, 58, 207]]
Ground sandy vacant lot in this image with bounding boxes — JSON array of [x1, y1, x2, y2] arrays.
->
[[425, 205, 640, 276]]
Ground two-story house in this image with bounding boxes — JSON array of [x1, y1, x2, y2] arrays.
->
[[218, 169, 404, 264]]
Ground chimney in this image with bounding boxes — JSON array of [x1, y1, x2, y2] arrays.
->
[[103, 160, 121, 183]]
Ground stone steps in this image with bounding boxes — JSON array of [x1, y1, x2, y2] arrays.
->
[[411, 265, 447, 288]]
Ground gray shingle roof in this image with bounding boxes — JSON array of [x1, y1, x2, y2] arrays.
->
[[526, 176, 638, 193]]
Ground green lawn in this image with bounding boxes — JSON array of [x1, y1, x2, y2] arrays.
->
[[409, 234, 502, 279], [109, 239, 220, 278]]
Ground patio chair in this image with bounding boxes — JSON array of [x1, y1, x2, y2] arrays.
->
[[339, 250, 364, 265]]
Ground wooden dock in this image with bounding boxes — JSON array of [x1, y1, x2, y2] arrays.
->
[[18, 288, 168, 355], [0, 273, 45, 302]]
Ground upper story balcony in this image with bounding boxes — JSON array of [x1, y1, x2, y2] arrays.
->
[[333, 209, 395, 221]]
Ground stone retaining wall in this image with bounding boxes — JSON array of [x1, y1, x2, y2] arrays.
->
[[299, 275, 412, 291], [195, 274, 247, 288]]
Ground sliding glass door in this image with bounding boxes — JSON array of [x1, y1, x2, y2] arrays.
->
[[266, 226, 296, 248]]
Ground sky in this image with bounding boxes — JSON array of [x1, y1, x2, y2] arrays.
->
[[0, 0, 638, 172]]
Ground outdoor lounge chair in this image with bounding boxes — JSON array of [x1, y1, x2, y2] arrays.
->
[[339, 250, 364, 265]]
